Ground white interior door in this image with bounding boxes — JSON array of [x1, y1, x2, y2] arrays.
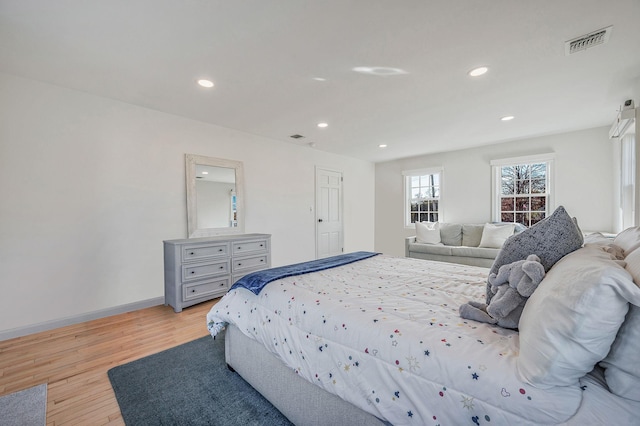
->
[[316, 167, 343, 259]]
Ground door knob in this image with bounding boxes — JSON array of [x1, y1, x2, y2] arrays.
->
[[318, 219, 323, 222]]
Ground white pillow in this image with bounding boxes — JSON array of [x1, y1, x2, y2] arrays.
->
[[614, 226, 640, 255], [517, 246, 640, 388], [478, 223, 514, 248], [415, 221, 441, 244], [624, 246, 640, 285], [600, 305, 640, 401], [599, 247, 640, 401]]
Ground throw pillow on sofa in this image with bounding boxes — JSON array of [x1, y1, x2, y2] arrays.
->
[[415, 221, 441, 244], [479, 223, 515, 248]]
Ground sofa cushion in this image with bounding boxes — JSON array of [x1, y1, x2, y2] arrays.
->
[[462, 224, 484, 247], [487, 206, 583, 303], [479, 223, 515, 248], [450, 246, 500, 259], [440, 223, 462, 246], [415, 221, 441, 244], [408, 243, 452, 256]]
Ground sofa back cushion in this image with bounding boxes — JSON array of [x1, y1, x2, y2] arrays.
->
[[439, 223, 462, 246], [462, 224, 484, 247]]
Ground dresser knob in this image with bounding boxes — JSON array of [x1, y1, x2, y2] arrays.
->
[[237, 246, 241, 250], [219, 248, 223, 252], [191, 289, 196, 293], [260, 259, 264, 262], [191, 271, 195, 274], [260, 244, 264, 247], [190, 252, 195, 255], [220, 266, 224, 269], [237, 263, 242, 266]]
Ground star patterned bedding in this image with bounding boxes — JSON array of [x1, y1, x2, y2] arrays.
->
[[207, 255, 585, 425]]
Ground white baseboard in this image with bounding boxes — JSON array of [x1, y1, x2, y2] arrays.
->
[[0, 297, 165, 341]]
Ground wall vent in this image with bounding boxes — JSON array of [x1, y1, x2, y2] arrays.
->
[[565, 26, 612, 55]]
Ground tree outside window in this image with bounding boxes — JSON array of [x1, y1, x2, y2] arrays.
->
[[492, 155, 553, 227], [404, 169, 442, 226]]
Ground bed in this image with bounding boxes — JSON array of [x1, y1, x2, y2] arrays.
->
[[207, 234, 640, 425]]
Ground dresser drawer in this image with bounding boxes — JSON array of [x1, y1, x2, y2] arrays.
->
[[182, 260, 229, 282], [182, 243, 229, 262], [183, 277, 229, 302], [232, 239, 268, 255], [233, 254, 269, 273]]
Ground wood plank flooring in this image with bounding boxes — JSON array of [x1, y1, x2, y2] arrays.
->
[[0, 300, 216, 425]]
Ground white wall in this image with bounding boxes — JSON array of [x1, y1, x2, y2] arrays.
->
[[375, 127, 614, 256], [0, 72, 375, 335]]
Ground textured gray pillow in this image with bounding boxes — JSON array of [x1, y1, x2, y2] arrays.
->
[[486, 206, 584, 303]]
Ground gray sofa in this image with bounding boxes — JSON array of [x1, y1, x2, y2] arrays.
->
[[405, 223, 524, 268]]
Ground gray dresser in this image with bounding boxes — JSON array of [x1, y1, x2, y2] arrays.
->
[[164, 233, 271, 312]]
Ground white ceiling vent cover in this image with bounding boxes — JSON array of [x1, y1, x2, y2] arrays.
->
[[565, 26, 613, 55]]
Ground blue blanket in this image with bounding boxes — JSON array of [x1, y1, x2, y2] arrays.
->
[[231, 251, 380, 295]]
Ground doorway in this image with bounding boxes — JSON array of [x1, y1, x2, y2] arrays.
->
[[315, 167, 344, 259]]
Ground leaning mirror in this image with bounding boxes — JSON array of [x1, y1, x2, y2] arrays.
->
[[185, 154, 245, 237]]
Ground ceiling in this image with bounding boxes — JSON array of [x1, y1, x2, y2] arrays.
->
[[1, 1, 639, 163]]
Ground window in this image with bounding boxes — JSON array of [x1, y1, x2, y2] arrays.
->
[[491, 154, 554, 227], [403, 168, 442, 226], [620, 133, 636, 229]]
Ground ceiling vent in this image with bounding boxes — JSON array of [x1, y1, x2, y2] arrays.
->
[[565, 26, 613, 55], [289, 134, 305, 139]]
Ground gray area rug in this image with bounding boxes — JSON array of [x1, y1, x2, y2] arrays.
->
[[0, 383, 47, 426], [108, 331, 293, 425]]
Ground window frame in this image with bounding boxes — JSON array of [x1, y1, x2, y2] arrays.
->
[[402, 167, 444, 228], [490, 154, 555, 226]]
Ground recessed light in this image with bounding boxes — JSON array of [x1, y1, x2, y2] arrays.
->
[[352, 66, 408, 76], [312, 77, 326, 81], [379, 144, 388, 148], [197, 79, 214, 88], [501, 115, 515, 121], [468, 66, 489, 77], [317, 122, 328, 128]]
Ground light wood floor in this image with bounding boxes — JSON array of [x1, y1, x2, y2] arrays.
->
[[0, 301, 216, 425]]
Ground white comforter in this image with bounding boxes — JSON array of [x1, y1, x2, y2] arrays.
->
[[207, 255, 582, 425]]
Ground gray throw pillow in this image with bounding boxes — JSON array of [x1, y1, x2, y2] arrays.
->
[[486, 206, 584, 303]]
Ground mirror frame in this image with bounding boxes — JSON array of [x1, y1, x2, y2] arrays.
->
[[185, 154, 245, 237]]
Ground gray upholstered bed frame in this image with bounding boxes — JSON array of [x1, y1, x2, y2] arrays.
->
[[225, 324, 386, 425]]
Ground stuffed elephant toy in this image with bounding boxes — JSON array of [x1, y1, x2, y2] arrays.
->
[[459, 254, 545, 329]]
